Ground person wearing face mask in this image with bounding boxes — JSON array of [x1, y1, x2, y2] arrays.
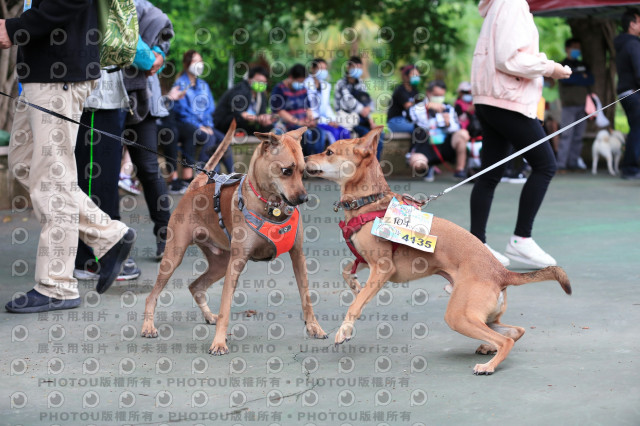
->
[[335, 56, 384, 159], [271, 63, 325, 155], [387, 65, 421, 134], [455, 81, 484, 172], [162, 50, 232, 194], [556, 38, 594, 172], [407, 80, 469, 182], [304, 58, 350, 144], [214, 66, 274, 135], [615, 9, 640, 180]]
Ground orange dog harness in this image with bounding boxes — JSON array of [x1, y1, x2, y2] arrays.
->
[[211, 173, 299, 261]]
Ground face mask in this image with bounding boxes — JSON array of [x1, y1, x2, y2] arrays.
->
[[569, 49, 581, 60], [251, 81, 267, 93], [410, 76, 420, 86], [188, 62, 204, 77], [291, 81, 305, 91], [429, 95, 445, 104], [314, 69, 328, 81], [462, 94, 473, 103], [348, 68, 363, 79]]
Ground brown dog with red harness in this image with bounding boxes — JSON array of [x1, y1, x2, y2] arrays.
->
[[141, 123, 327, 355], [305, 127, 571, 375]]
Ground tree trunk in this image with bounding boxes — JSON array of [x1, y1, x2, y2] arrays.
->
[[568, 17, 618, 132]]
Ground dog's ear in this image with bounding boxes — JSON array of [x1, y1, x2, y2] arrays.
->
[[355, 126, 383, 158], [286, 126, 308, 141], [255, 132, 282, 152]]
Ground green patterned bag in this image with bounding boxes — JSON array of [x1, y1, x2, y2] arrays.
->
[[96, 0, 139, 68]]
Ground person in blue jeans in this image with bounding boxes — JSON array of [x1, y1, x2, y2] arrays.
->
[[615, 9, 640, 179], [163, 50, 233, 194], [387, 64, 420, 134], [271, 63, 324, 156]]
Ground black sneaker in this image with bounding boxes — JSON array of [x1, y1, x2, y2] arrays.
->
[[453, 170, 468, 180], [168, 179, 188, 194], [97, 228, 136, 294], [5, 289, 81, 313]]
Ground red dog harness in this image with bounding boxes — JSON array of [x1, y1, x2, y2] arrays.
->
[[339, 210, 399, 274]]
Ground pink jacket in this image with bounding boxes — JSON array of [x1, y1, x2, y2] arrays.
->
[[471, 0, 557, 119]]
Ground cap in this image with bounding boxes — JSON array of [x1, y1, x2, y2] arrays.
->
[[457, 81, 472, 92]]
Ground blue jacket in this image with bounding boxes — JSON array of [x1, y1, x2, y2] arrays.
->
[[173, 73, 216, 128]]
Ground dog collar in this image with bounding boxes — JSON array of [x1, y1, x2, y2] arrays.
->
[[333, 192, 387, 212], [247, 179, 294, 217]]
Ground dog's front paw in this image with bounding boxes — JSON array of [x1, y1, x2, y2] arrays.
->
[[208, 340, 229, 356], [305, 321, 328, 339], [203, 313, 218, 325], [473, 363, 495, 375], [334, 322, 354, 346], [475, 344, 497, 355], [141, 322, 158, 338]]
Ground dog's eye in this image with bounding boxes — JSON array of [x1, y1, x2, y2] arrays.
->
[[326, 149, 334, 156], [282, 168, 293, 176]]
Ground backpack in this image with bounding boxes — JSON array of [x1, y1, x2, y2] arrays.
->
[[96, 0, 139, 68]]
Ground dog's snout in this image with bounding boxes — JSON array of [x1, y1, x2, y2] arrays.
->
[[297, 193, 309, 204]]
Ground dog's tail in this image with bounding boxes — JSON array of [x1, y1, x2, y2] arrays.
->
[[204, 119, 236, 172], [502, 266, 571, 295]]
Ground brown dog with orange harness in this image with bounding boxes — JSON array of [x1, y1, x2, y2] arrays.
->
[[141, 123, 327, 355], [305, 127, 571, 375]]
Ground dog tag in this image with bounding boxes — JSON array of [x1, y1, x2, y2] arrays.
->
[[284, 206, 294, 215], [271, 207, 281, 217]]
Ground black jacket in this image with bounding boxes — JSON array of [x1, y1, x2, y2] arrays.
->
[[213, 80, 268, 132], [5, 0, 101, 83], [614, 33, 640, 94]]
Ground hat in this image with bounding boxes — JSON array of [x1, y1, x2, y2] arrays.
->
[[457, 81, 472, 92]]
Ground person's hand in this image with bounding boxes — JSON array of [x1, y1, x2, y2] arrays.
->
[[257, 114, 273, 126], [167, 85, 187, 101], [241, 111, 257, 122], [0, 19, 12, 49], [549, 63, 572, 80], [427, 102, 445, 113], [199, 126, 214, 135], [443, 112, 450, 127], [146, 51, 164, 76], [368, 117, 376, 128]]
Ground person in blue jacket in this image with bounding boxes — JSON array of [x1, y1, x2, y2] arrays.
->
[[162, 50, 232, 194]]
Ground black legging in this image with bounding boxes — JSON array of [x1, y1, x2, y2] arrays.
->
[[470, 104, 556, 243]]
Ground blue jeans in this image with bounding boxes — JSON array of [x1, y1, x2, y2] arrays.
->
[[318, 123, 350, 144], [387, 116, 415, 134], [620, 94, 640, 175]]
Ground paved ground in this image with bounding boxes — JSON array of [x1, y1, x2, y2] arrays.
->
[[1, 171, 639, 425]]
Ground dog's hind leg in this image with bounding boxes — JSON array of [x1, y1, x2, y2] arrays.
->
[[189, 244, 230, 325], [592, 144, 598, 175], [604, 150, 616, 176]]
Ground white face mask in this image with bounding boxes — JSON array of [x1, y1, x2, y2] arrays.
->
[[188, 61, 204, 77], [429, 95, 445, 104]]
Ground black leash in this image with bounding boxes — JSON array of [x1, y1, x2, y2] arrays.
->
[[0, 90, 215, 179]]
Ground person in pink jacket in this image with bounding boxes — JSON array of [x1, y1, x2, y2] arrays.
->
[[469, 0, 571, 268]]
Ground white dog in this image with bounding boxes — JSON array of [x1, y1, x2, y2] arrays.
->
[[592, 129, 625, 176]]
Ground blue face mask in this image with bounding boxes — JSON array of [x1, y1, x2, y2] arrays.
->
[[461, 94, 473, 103], [349, 68, 363, 79], [291, 81, 305, 90], [569, 49, 581, 60], [409, 76, 421, 86], [315, 69, 328, 81]]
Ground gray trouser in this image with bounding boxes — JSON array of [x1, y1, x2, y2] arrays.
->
[[556, 105, 587, 168]]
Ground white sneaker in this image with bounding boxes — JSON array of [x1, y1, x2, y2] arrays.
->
[[504, 236, 557, 268], [484, 243, 510, 267]]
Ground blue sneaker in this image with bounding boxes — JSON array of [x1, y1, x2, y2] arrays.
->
[[5, 289, 80, 313], [423, 167, 436, 183]]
